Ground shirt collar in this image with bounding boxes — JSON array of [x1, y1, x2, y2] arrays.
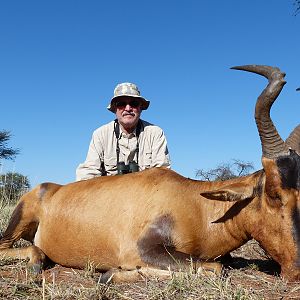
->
[[120, 127, 137, 139]]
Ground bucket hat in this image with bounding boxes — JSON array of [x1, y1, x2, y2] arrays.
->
[[107, 82, 150, 112]]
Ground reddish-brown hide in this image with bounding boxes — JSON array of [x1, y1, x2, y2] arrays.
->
[[0, 65, 300, 283]]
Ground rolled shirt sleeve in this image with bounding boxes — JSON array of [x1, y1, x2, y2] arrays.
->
[[149, 127, 170, 168]]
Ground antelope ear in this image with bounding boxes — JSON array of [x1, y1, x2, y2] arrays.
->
[[200, 183, 255, 202]]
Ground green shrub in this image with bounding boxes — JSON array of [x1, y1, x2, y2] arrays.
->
[[0, 172, 30, 205]]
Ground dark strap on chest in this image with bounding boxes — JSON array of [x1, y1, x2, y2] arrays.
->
[[114, 120, 142, 165]]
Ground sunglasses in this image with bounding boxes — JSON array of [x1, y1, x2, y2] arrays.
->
[[115, 99, 141, 109]]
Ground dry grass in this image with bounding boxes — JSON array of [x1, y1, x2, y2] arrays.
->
[[1, 203, 300, 299]]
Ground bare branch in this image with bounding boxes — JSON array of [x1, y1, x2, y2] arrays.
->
[[196, 159, 255, 181]]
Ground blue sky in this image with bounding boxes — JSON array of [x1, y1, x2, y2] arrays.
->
[[1, 0, 299, 186]]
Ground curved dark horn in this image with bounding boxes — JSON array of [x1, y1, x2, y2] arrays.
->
[[231, 65, 286, 159], [285, 125, 300, 154], [297, 88, 300, 91]]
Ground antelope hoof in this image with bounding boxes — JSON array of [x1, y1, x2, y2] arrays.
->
[[99, 269, 118, 284], [28, 263, 43, 275]]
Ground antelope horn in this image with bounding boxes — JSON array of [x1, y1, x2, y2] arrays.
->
[[231, 65, 286, 159], [285, 125, 300, 154], [284, 89, 300, 153]]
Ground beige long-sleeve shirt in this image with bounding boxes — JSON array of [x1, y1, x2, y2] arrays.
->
[[76, 120, 170, 181]]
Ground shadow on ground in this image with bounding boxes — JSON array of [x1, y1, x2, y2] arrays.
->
[[223, 256, 281, 276]]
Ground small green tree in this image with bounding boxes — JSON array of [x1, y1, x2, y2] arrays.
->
[[196, 159, 254, 181], [0, 130, 19, 162], [0, 131, 30, 204], [0, 172, 30, 204]]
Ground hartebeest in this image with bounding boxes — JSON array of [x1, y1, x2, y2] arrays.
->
[[0, 65, 299, 283]]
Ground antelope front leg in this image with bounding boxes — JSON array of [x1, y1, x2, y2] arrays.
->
[[100, 262, 222, 284]]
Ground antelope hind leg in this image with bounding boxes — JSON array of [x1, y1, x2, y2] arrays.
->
[[0, 245, 46, 274]]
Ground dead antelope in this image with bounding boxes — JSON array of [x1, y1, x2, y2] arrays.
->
[[0, 65, 299, 283]]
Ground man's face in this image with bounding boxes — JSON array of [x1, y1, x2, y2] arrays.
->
[[115, 97, 142, 132]]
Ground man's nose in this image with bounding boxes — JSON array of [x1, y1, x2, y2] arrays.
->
[[125, 104, 133, 110]]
